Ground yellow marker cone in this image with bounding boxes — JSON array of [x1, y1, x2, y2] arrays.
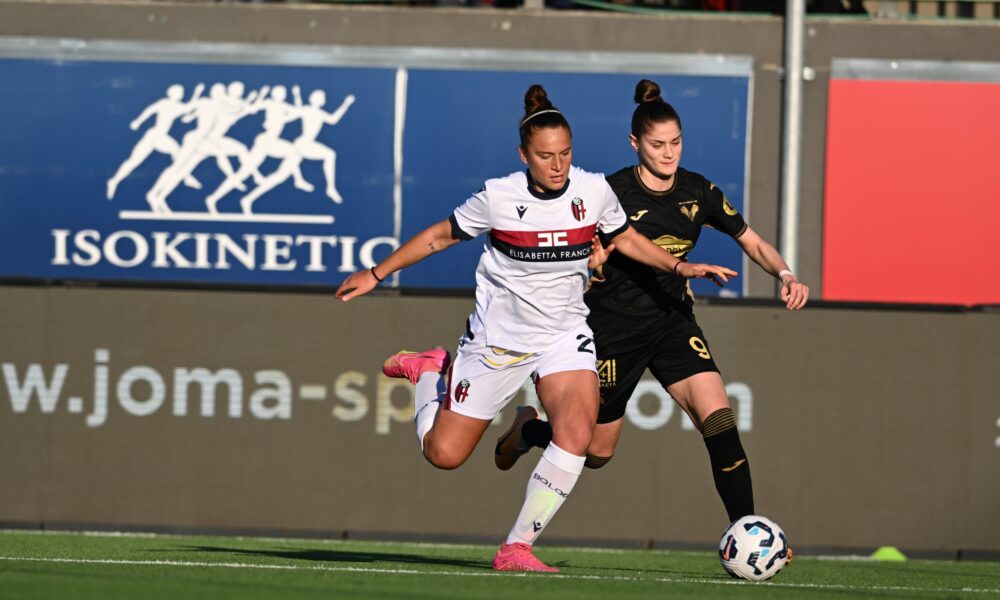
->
[[871, 546, 907, 561]]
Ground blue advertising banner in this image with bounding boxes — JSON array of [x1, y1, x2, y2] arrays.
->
[[0, 39, 752, 296]]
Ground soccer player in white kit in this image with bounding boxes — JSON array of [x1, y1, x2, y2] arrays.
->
[[336, 85, 737, 572]]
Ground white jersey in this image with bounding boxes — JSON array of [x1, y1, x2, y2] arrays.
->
[[450, 166, 629, 352]]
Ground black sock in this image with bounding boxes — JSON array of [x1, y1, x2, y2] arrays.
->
[[521, 419, 552, 449], [702, 408, 754, 523]]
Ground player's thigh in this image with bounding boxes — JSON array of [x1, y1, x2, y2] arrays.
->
[[422, 408, 491, 470], [534, 329, 603, 454], [665, 371, 729, 429], [646, 315, 723, 427], [535, 370, 598, 455]]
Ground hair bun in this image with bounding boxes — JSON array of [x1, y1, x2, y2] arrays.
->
[[634, 79, 662, 104], [524, 84, 554, 116]]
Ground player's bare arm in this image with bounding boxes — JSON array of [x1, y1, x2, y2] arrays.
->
[[736, 226, 809, 310], [608, 226, 738, 286], [335, 218, 459, 301]]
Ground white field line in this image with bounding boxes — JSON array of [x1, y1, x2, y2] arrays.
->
[[1, 556, 998, 595]]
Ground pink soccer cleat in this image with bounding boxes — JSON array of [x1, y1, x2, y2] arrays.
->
[[382, 347, 449, 384], [491, 542, 559, 573]]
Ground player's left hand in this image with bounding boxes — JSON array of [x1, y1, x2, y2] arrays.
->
[[678, 262, 738, 287], [335, 268, 379, 302], [780, 277, 809, 310], [587, 235, 615, 270]]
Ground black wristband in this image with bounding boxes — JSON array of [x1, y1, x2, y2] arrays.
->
[[673, 258, 687, 276], [370, 266, 384, 283]]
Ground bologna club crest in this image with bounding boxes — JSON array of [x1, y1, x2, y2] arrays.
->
[[571, 197, 586, 221], [454, 378, 471, 403]]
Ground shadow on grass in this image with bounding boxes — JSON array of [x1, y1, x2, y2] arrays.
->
[[171, 545, 738, 578], [175, 545, 492, 570]]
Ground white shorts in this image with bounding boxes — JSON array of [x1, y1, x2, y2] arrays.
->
[[443, 324, 598, 420]]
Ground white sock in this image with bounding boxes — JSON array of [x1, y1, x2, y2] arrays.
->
[[414, 370, 445, 451], [505, 442, 585, 546]]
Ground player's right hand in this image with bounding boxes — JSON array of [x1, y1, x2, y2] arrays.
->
[[780, 278, 809, 310], [677, 263, 738, 287], [335, 269, 379, 302]]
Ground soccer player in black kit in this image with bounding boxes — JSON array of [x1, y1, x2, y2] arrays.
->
[[495, 79, 809, 530]]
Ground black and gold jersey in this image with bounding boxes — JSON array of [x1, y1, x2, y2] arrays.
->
[[585, 165, 747, 336]]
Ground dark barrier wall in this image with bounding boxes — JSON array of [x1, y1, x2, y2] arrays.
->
[[1, 0, 999, 298], [1, 285, 998, 553]]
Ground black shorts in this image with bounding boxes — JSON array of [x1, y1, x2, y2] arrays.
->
[[593, 311, 720, 424]]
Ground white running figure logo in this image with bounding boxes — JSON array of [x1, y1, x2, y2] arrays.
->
[[106, 83, 206, 202], [108, 81, 355, 217], [239, 87, 355, 215]]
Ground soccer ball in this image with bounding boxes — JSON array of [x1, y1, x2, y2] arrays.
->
[[718, 515, 790, 581]]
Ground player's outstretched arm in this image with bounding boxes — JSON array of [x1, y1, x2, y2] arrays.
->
[[335, 218, 459, 302], [735, 226, 809, 310], [609, 226, 738, 287]]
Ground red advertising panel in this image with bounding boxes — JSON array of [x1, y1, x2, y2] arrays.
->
[[823, 67, 1000, 305]]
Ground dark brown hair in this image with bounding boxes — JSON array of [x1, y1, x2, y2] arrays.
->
[[631, 79, 682, 138], [518, 84, 571, 147]]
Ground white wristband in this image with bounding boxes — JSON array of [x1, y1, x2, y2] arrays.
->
[[777, 269, 794, 282]]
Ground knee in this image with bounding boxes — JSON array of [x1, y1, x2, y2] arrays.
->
[[551, 429, 592, 456], [584, 454, 614, 469], [422, 442, 468, 471], [549, 416, 596, 456]]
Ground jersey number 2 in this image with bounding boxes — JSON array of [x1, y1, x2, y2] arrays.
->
[[576, 335, 594, 354]]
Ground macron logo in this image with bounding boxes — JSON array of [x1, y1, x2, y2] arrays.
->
[[516, 206, 528, 219]]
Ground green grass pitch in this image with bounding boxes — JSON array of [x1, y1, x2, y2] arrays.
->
[[0, 530, 998, 599]]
